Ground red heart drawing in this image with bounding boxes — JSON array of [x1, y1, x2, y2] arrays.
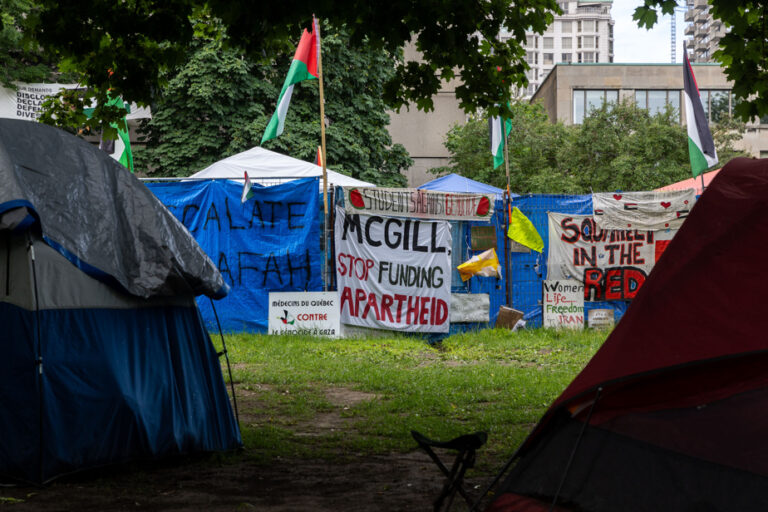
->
[[661, 201, 671, 209], [613, 194, 622, 200], [665, 223, 669, 227], [684, 200, 689, 205]]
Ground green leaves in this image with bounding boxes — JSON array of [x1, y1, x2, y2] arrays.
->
[[432, 99, 744, 194], [136, 21, 410, 184]]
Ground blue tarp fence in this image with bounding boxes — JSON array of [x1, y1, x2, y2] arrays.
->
[[148, 181, 629, 332], [510, 194, 630, 328], [148, 178, 322, 332]]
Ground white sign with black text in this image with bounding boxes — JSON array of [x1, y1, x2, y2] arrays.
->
[[268, 291, 340, 337]]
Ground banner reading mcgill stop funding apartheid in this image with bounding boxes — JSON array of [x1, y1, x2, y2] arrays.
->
[[334, 206, 452, 333]]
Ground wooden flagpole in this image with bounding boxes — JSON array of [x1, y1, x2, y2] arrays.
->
[[503, 117, 512, 307], [315, 15, 330, 291]]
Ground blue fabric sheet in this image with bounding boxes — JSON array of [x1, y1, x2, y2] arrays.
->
[[0, 302, 241, 483], [148, 178, 322, 332]]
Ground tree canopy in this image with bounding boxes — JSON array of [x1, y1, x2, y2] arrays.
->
[[19, 0, 560, 125], [635, 0, 768, 122], [432, 100, 746, 194], [134, 20, 410, 185]]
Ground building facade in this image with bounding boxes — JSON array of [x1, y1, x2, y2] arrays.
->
[[684, 0, 726, 62], [501, 1, 614, 97], [531, 63, 768, 157]]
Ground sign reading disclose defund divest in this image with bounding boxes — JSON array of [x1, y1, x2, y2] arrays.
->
[[334, 206, 452, 333]]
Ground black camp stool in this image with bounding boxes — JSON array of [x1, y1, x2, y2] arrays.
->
[[411, 430, 488, 512]]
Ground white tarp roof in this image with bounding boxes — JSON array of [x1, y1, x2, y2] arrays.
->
[[189, 146, 375, 187]]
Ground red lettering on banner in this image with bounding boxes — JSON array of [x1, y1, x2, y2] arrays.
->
[[380, 295, 395, 322], [419, 297, 430, 324], [339, 287, 449, 327], [354, 288, 367, 316], [582, 267, 648, 301]]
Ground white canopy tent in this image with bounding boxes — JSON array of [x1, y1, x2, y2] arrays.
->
[[189, 146, 375, 188]]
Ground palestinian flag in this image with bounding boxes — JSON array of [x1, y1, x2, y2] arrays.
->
[[241, 171, 253, 203], [261, 18, 320, 144], [683, 49, 718, 177], [490, 114, 512, 169], [89, 95, 134, 172]]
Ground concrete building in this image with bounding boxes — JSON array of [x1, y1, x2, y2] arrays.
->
[[531, 62, 768, 157], [387, 43, 468, 187], [684, 0, 726, 62], [501, 1, 614, 97], [390, 2, 615, 187]]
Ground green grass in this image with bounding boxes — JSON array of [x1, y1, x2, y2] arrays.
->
[[213, 328, 608, 471]]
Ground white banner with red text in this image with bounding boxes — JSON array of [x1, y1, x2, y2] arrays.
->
[[334, 206, 452, 333], [547, 212, 676, 301], [342, 187, 494, 221]]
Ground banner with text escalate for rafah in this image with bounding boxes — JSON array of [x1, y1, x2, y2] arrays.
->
[[334, 206, 452, 333]]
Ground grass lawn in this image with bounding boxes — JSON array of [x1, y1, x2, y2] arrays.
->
[[214, 327, 609, 474]]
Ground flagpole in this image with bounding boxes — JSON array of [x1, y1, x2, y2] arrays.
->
[[503, 118, 512, 307], [316, 15, 329, 292]]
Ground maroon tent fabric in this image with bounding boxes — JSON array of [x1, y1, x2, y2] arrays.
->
[[556, 157, 768, 411], [489, 158, 768, 512]]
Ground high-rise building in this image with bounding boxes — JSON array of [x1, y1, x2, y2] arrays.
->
[[501, 1, 614, 97], [684, 0, 726, 62]]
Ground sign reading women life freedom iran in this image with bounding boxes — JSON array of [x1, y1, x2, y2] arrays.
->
[[547, 212, 676, 301], [334, 206, 452, 333], [342, 187, 494, 222]]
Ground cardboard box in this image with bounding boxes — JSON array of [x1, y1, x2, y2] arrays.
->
[[496, 306, 524, 330]]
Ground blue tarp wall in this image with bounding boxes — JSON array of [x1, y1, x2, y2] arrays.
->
[[147, 180, 629, 332], [510, 194, 630, 328], [148, 178, 322, 332]]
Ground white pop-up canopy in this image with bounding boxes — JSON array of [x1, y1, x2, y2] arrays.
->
[[189, 146, 375, 187]]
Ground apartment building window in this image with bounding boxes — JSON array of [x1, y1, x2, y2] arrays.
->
[[561, 53, 573, 63], [543, 53, 554, 65], [527, 35, 538, 48], [581, 35, 595, 48], [558, 2, 569, 14], [573, 89, 619, 124], [526, 51, 538, 64], [562, 37, 572, 49], [635, 90, 681, 119], [580, 19, 596, 32], [578, 52, 595, 63], [543, 37, 554, 50], [561, 20, 573, 32]]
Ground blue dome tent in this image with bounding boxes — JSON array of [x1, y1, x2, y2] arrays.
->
[[0, 119, 241, 484]]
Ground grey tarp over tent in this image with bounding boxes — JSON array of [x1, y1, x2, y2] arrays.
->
[[0, 119, 228, 299], [0, 119, 240, 483]]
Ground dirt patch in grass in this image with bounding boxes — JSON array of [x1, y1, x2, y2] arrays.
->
[[0, 383, 496, 511]]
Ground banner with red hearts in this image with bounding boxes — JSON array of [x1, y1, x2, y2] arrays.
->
[[343, 187, 494, 222], [592, 189, 697, 231]]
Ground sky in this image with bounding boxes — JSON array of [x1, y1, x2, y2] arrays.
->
[[611, 1, 687, 64]]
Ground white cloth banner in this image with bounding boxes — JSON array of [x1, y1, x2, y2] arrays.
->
[[592, 189, 696, 231], [335, 206, 452, 333], [0, 83, 151, 121], [342, 186, 494, 221], [547, 212, 676, 301]]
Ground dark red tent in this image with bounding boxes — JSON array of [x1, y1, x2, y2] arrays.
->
[[488, 158, 768, 512]]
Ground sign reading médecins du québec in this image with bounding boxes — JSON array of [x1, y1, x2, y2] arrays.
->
[[268, 291, 340, 337]]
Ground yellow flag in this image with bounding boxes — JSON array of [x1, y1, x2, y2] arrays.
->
[[507, 207, 544, 253], [457, 249, 502, 282]]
